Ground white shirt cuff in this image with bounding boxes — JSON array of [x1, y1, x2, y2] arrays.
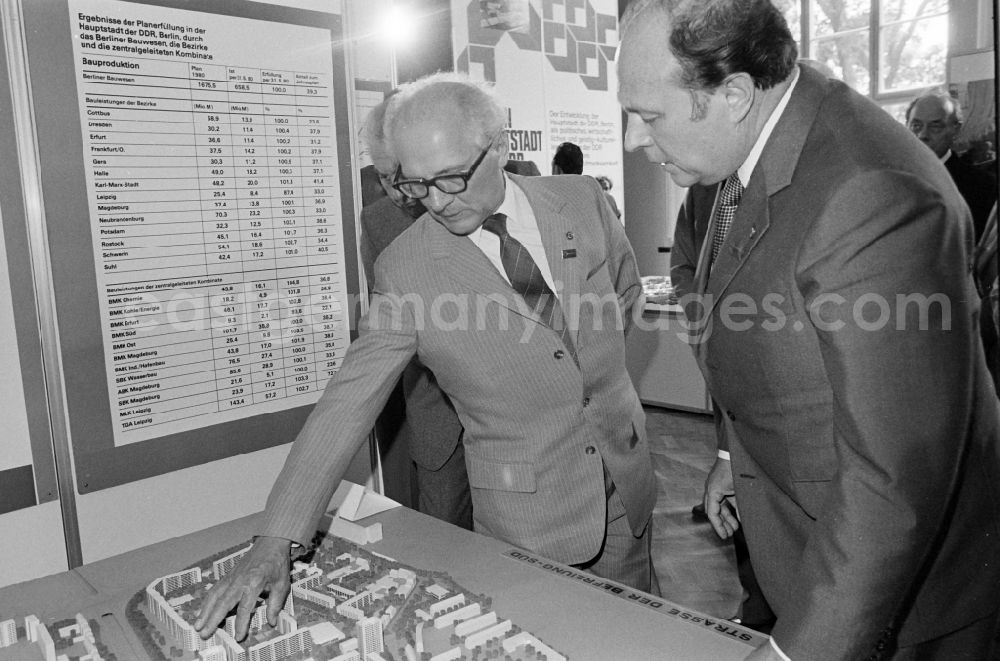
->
[[717, 449, 731, 460], [770, 637, 792, 661]]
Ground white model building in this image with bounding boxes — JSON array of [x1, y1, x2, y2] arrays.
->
[[502, 632, 567, 661], [25, 615, 56, 661], [428, 647, 461, 661], [454, 611, 496, 638], [198, 645, 227, 661], [463, 619, 511, 650], [246, 627, 312, 661], [0, 618, 17, 647], [305, 621, 345, 646], [213, 545, 252, 579], [330, 650, 361, 661], [428, 594, 464, 617], [355, 616, 383, 658], [433, 603, 481, 630]]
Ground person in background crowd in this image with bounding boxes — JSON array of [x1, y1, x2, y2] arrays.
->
[[503, 158, 542, 176], [359, 94, 472, 531], [618, 1, 1000, 659], [975, 203, 998, 393], [595, 175, 622, 219], [551, 141, 583, 175], [195, 72, 659, 642], [906, 88, 997, 241]]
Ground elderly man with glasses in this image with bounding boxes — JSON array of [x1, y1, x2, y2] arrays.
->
[[906, 89, 997, 242], [358, 93, 472, 534], [195, 72, 658, 642]]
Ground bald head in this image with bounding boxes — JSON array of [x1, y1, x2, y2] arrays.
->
[[385, 73, 507, 150], [906, 91, 962, 158]]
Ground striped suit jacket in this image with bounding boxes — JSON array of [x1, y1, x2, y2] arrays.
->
[[360, 196, 463, 471], [259, 174, 656, 564]]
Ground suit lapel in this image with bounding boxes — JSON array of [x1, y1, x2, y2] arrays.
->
[[692, 183, 721, 296], [698, 64, 827, 319], [429, 218, 528, 321], [704, 179, 772, 315], [525, 179, 582, 348]]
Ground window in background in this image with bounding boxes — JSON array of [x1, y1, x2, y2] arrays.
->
[[781, 0, 948, 109]]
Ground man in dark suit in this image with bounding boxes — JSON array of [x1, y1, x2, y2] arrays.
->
[[618, 1, 1000, 660], [672, 184, 774, 634], [976, 204, 999, 392], [196, 72, 658, 640], [359, 97, 472, 530], [906, 89, 997, 242]]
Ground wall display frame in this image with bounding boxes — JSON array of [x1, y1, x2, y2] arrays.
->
[[0, 21, 58, 514], [13, 0, 361, 493]]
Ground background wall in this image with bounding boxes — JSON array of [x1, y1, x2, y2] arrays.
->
[[616, 0, 676, 278]]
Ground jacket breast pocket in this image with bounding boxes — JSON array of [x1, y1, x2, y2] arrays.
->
[[466, 457, 537, 493]]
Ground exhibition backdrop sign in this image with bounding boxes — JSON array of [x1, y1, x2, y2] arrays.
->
[[453, 0, 624, 213]]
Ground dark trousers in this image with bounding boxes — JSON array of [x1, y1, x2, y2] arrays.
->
[[414, 439, 473, 530], [733, 523, 775, 632], [574, 488, 660, 596]]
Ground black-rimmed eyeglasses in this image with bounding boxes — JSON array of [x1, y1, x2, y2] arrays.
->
[[392, 139, 495, 200]]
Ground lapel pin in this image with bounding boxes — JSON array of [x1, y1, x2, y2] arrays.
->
[[562, 248, 577, 259], [565, 231, 574, 240]]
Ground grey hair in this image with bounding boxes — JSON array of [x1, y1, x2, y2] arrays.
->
[[621, 0, 796, 92], [905, 88, 964, 126], [385, 72, 507, 152]]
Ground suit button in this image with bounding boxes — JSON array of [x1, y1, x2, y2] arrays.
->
[[727, 410, 736, 421], [585, 446, 596, 454], [582, 397, 591, 407], [554, 349, 565, 359]]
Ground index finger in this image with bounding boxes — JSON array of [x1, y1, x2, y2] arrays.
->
[[195, 577, 239, 639]]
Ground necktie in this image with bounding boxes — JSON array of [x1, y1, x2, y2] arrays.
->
[[710, 173, 745, 265], [481, 213, 577, 361]]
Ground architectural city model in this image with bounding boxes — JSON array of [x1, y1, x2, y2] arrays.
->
[[1, 529, 566, 661], [120, 531, 567, 661], [0, 612, 113, 661]]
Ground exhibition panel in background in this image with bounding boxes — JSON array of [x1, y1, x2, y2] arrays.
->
[[0, 17, 58, 515], [13, 0, 361, 493]]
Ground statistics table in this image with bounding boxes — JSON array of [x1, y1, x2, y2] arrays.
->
[[71, 1, 352, 446]]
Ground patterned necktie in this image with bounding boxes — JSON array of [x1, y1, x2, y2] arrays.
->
[[710, 173, 745, 265], [481, 213, 577, 361]]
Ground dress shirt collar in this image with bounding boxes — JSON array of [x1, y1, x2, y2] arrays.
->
[[736, 66, 800, 187], [471, 172, 532, 238]]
